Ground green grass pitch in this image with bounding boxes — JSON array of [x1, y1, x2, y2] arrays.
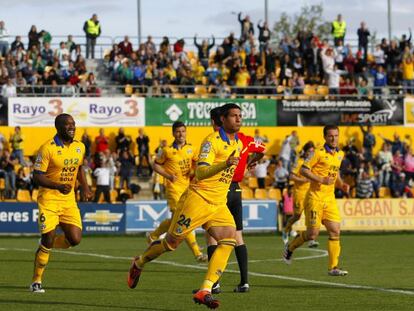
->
[[0, 233, 413, 311]]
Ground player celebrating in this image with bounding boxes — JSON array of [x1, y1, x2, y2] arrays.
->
[[146, 121, 207, 262], [30, 113, 92, 293], [128, 103, 243, 309], [205, 106, 266, 293], [282, 141, 319, 248], [283, 125, 349, 276]]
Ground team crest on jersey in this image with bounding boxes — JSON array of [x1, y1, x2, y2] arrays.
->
[[176, 226, 183, 234], [76, 147, 81, 153], [201, 141, 212, 153], [57, 150, 62, 155], [224, 145, 228, 150], [187, 149, 192, 154]]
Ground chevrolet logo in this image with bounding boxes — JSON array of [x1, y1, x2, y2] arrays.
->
[[83, 210, 123, 225]]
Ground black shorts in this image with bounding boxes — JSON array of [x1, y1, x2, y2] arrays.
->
[[227, 182, 243, 230]]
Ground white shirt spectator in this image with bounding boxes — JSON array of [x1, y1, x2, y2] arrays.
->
[[1, 82, 17, 97], [254, 160, 270, 178], [326, 68, 346, 88], [280, 137, 292, 161], [274, 166, 289, 183], [93, 167, 110, 186], [373, 47, 385, 65]]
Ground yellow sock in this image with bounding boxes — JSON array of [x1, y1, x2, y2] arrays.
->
[[200, 238, 236, 291], [185, 231, 202, 257], [150, 219, 171, 240], [32, 245, 50, 283], [53, 234, 71, 249], [136, 239, 174, 268], [328, 237, 341, 270], [288, 231, 307, 252]]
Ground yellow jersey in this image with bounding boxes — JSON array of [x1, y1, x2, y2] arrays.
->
[[302, 144, 344, 201], [34, 135, 85, 202], [190, 128, 243, 204], [291, 157, 310, 195], [155, 142, 197, 197]]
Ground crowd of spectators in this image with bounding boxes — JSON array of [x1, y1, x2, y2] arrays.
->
[[102, 13, 414, 97], [0, 21, 100, 100]]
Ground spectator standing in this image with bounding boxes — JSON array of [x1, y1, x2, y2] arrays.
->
[[254, 158, 270, 189], [93, 160, 111, 203], [360, 124, 376, 160], [136, 128, 151, 177], [274, 159, 289, 191], [357, 22, 370, 61], [401, 54, 414, 94], [28, 25, 40, 50], [118, 36, 133, 57], [115, 127, 131, 153], [0, 21, 9, 57], [404, 147, 414, 184], [238, 12, 254, 42], [332, 14, 346, 46], [118, 150, 135, 190], [83, 14, 101, 59], [0, 150, 16, 199], [81, 131, 92, 159], [194, 34, 215, 69], [377, 143, 393, 186], [11, 36, 24, 52], [1, 78, 17, 98], [9, 126, 25, 166], [95, 128, 109, 153], [257, 20, 271, 52], [80, 159, 93, 201]]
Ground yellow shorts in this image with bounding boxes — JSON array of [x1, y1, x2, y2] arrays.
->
[[293, 191, 307, 215], [168, 188, 236, 239], [166, 191, 181, 213], [38, 199, 82, 234], [304, 195, 340, 228]]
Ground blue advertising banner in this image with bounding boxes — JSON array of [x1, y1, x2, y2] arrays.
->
[[126, 200, 278, 232], [81, 203, 126, 234], [0, 203, 38, 233], [0, 203, 126, 234]]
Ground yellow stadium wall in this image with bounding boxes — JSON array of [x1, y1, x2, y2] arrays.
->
[[0, 125, 412, 157]]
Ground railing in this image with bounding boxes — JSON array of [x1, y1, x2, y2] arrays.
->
[[6, 34, 374, 59], [3, 84, 408, 99]]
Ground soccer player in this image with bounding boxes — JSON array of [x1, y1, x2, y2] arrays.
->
[[128, 103, 243, 309], [282, 141, 320, 248], [283, 125, 349, 276], [206, 106, 266, 293], [146, 121, 207, 262], [30, 113, 92, 293]]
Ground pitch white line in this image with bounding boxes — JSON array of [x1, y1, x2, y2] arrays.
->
[[1, 247, 413, 296], [227, 248, 328, 265]]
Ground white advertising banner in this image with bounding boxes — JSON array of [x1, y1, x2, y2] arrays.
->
[[8, 97, 145, 127]]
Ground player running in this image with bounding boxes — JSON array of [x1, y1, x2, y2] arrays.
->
[[30, 113, 92, 293], [146, 121, 207, 262], [283, 125, 349, 276]]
